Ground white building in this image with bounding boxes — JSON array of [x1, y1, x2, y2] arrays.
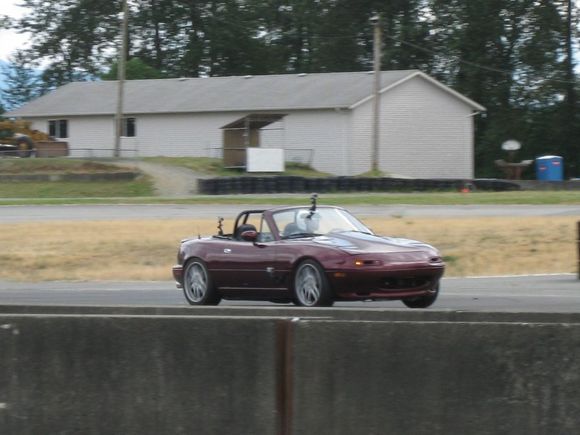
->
[[7, 70, 485, 178]]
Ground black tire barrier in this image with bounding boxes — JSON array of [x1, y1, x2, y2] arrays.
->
[[198, 177, 522, 195], [472, 179, 521, 191]]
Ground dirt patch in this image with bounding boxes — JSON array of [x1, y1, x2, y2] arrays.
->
[[116, 160, 203, 197]]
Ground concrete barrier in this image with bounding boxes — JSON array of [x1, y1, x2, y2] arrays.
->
[[2, 304, 580, 324], [289, 320, 580, 435], [1, 311, 579, 434], [0, 315, 281, 435]]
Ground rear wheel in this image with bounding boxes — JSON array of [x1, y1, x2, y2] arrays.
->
[[293, 260, 333, 307], [16, 136, 34, 158], [402, 283, 439, 309], [183, 259, 221, 305]]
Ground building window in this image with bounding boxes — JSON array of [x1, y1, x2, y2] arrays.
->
[[122, 117, 136, 137], [48, 119, 68, 138]]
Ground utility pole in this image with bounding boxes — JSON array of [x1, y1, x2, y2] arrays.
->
[[370, 14, 381, 173], [114, 0, 129, 158]]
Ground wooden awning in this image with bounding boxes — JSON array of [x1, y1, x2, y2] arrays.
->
[[221, 114, 286, 130]]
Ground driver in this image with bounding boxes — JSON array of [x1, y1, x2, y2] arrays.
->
[[296, 210, 320, 234]]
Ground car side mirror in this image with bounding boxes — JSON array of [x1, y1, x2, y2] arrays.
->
[[240, 230, 258, 242]]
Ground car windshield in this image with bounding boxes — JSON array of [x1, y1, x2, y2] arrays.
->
[[273, 207, 373, 239]]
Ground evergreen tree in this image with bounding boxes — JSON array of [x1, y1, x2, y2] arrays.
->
[[554, 0, 579, 176], [101, 58, 165, 80], [128, 0, 203, 77], [426, 0, 577, 177], [15, 0, 120, 86], [1, 50, 41, 110]]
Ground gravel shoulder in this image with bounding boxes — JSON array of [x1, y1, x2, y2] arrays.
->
[[118, 160, 203, 197]]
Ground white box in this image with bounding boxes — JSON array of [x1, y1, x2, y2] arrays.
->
[[246, 148, 285, 172]]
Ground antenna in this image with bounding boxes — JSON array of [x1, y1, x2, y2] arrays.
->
[[308, 193, 318, 218]]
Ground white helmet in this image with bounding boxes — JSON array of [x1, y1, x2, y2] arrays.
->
[[296, 210, 319, 232]]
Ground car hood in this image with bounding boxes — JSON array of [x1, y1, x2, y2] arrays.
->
[[312, 231, 439, 255]]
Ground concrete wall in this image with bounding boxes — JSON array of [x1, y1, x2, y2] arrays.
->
[[0, 315, 281, 435], [290, 320, 580, 435], [1, 311, 579, 435]]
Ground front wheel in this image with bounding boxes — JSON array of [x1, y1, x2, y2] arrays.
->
[[293, 260, 334, 307], [402, 283, 439, 309], [182, 259, 221, 305]]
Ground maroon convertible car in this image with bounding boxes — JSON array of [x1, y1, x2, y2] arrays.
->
[[172, 196, 444, 308]]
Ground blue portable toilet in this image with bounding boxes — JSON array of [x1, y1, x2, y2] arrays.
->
[[536, 155, 563, 181]]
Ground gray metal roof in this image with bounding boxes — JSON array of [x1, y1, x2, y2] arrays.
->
[[7, 70, 484, 117]]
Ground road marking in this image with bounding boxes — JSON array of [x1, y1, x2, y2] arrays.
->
[[445, 273, 576, 279]]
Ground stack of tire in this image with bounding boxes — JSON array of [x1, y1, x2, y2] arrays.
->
[[198, 176, 520, 195]]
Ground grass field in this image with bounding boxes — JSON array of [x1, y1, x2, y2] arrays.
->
[[1, 191, 579, 206], [0, 179, 154, 198], [143, 157, 330, 177], [0, 216, 576, 282]]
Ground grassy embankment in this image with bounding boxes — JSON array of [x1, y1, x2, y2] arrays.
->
[[0, 158, 154, 198]]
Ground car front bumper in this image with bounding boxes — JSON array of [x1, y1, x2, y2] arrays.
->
[[172, 265, 183, 288], [327, 264, 444, 300]]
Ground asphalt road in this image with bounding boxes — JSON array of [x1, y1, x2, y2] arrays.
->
[[1, 203, 580, 222], [0, 274, 577, 312]]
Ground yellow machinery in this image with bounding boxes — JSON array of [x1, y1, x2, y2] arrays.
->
[[0, 119, 68, 157]]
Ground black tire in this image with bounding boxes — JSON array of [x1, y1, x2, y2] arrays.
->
[[292, 259, 334, 307], [182, 258, 221, 305], [402, 283, 439, 309], [16, 136, 34, 158]]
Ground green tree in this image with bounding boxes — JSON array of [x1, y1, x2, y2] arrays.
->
[[202, 0, 269, 76], [101, 58, 165, 80], [15, 0, 121, 88], [1, 50, 41, 110], [426, 0, 577, 177], [552, 0, 579, 176], [256, 0, 432, 74], [127, 0, 203, 77]]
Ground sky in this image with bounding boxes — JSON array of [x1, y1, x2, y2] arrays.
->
[[0, 1, 29, 62]]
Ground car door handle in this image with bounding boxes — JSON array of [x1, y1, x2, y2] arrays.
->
[[224, 248, 231, 254]]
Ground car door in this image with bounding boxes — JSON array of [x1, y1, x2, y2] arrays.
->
[[209, 216, 282, 292], [214, 241, 275, 290]]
